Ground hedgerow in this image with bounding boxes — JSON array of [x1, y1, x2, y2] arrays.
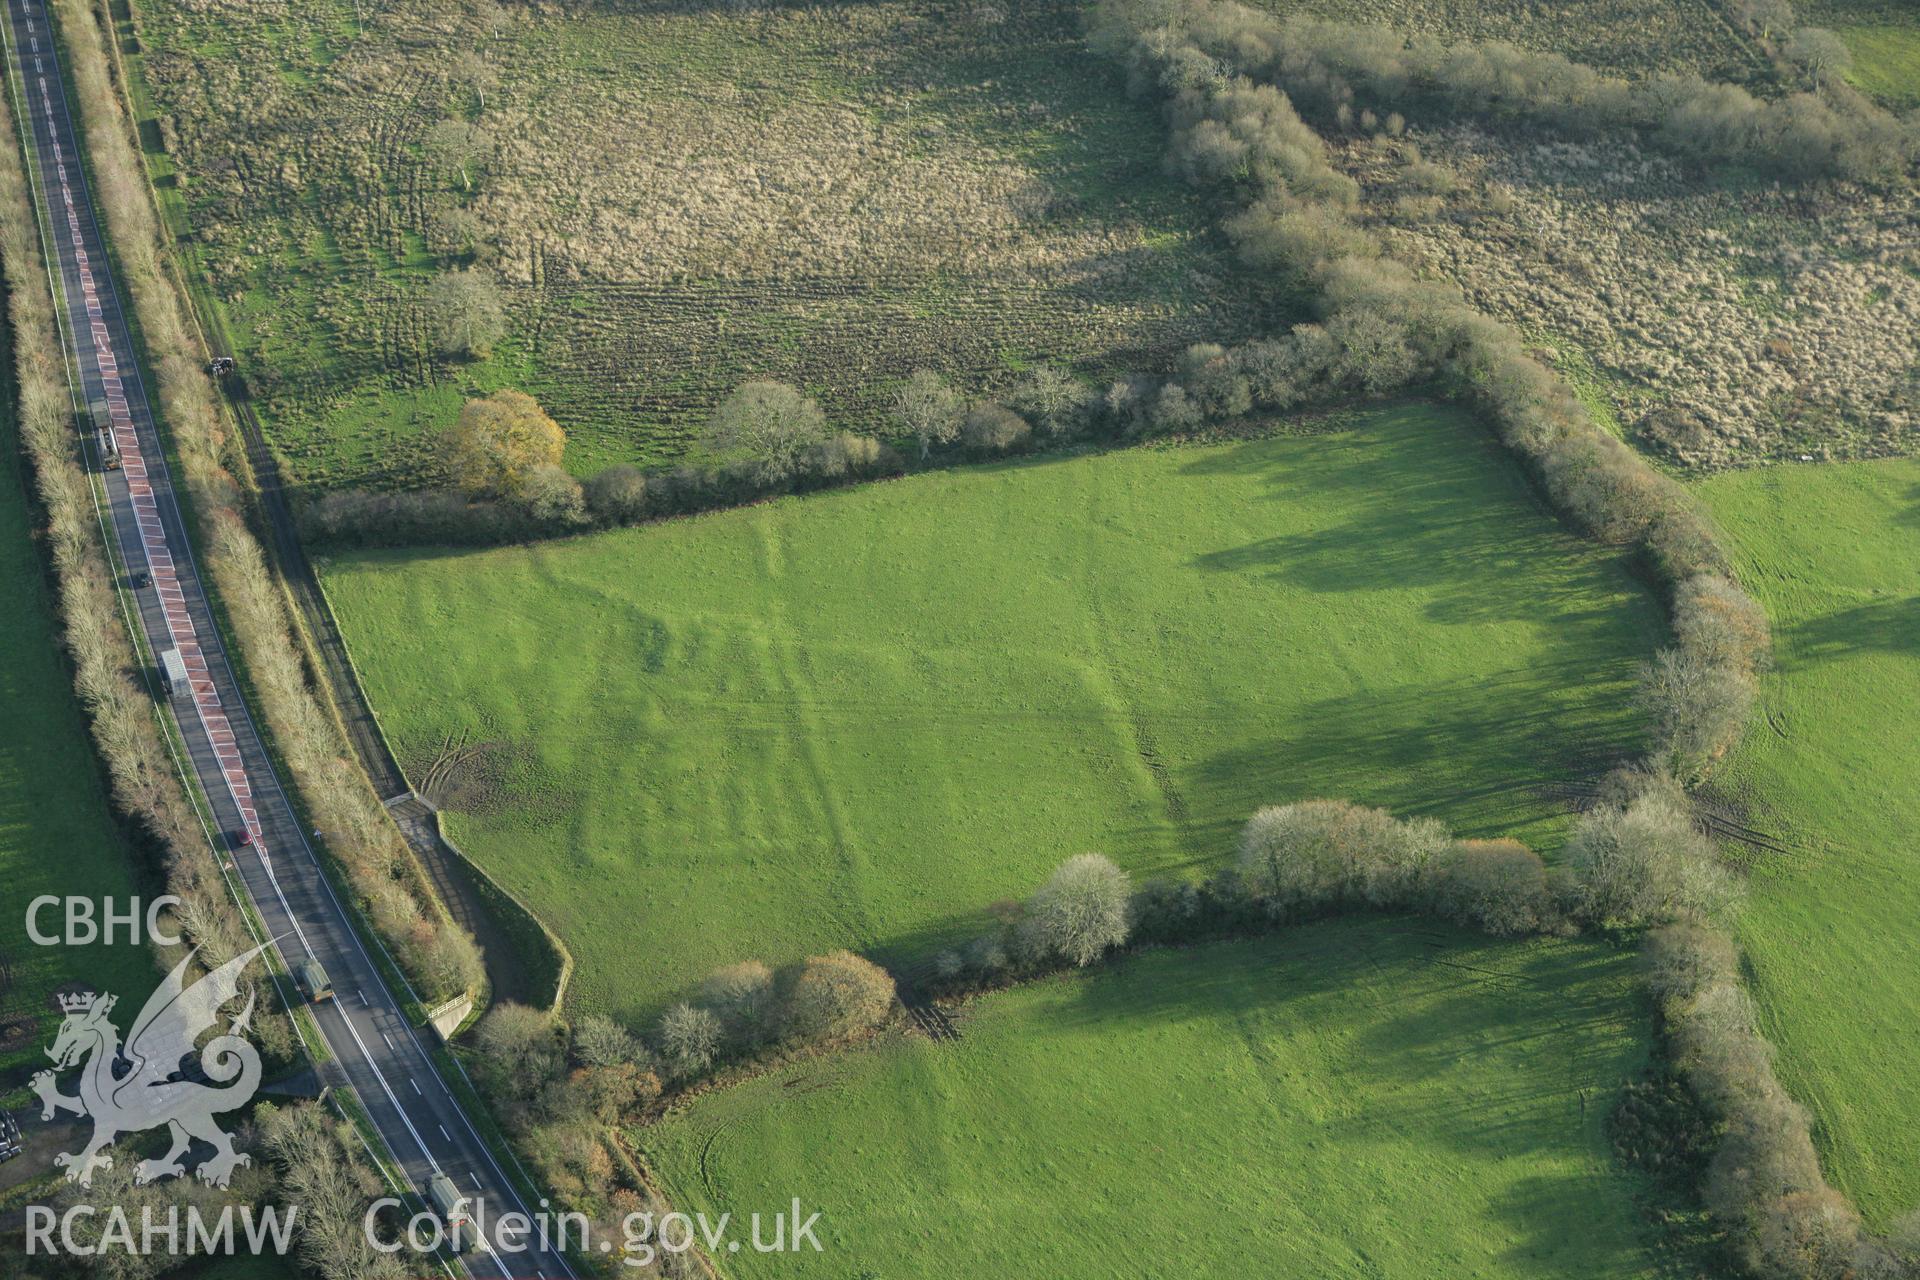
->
[[1163, 2, 1915, 183], [501, 8, 1906, 1274]]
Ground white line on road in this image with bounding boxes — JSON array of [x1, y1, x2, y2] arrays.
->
[[411, 1080, 422, 1095], [438, 1124, 451, 1143], [380, 1030, 395, 1051]]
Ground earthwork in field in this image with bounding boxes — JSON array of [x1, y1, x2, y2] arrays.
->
[[91, 0, 1920, 1273], [320, 402, 1664, 1023]]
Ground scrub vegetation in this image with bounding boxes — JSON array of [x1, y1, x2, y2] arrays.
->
[[125, 0, 1279, 491], [52, 0, 1920, 1276]]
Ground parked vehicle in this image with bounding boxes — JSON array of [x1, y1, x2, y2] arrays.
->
[[95, 427, 120, 470], [130, 568, 150, 590]]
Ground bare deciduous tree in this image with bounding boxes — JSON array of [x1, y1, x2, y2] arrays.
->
[[784, 950, 896, 1041], [1785, 28, 1853, 89], [705, 381, 830, 485], [701, 960, 776, 1043], [894, 369, 965, 460], [657, 1003, 722, 1076], [584, 464, 648, 524], [1430, 839, 1552, 936], [1564, 789, 1734, 927], [450, 50, 498, 111], [425, 118, 493, 192], [1011, 365, 1092, 437], [573, 1013, 645, 1069], [1637, 646, 1755, 782], [427, 267, 506, 359]]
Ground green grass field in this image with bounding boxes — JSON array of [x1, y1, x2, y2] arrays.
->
[[1836, 24, 1920, 106], [1696, 458, 1920, 1228], [1803, 2, 1920, 106], [644, 920, 1661, 1280], [320, 403, 1663, 1021], [0, 329, 155, 1085]]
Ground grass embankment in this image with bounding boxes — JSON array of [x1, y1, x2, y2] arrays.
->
[[644, 919, 1660, 1280], [322, 403, 1663, 1021], [1697, 459, 1920, 1227], [0, 316, 153, 1083]]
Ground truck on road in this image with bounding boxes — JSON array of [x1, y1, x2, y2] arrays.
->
[[157, 646, 188, 698], [429, 1172, 476, 1253]]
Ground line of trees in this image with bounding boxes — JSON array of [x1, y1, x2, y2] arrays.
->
[[462, 1004, 688, 1277], [917, 776, 1920, 1280], [1101, 3, 1770, 781], [474, 947, 897, 1108], [926, 780, 1737, 997], [461, 952, 898, 1274], [1142, 1, 1914, 184], [56, 0, 481, 1005], [299, 4, 1913, 558], [260, 1101, 407, 1280]]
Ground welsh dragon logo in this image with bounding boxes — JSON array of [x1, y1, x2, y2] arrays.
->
[[30, 943, 269, 1189]]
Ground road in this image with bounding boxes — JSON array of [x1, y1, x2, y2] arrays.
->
[[0, 2, 573, 1274]]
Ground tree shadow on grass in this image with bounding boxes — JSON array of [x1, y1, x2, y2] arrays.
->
[[1781, 594, 1920, 665], [1035, 920, 1656, 1279], [1175, 664, 1645, 845], [1181, 412, 1657, 633]]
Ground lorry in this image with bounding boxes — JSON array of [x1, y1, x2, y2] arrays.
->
[[157, 647, 188, 698], [95, 426, 120, 470], [428, 1172, 476, 1253], [295, 958, 334, 1005]]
